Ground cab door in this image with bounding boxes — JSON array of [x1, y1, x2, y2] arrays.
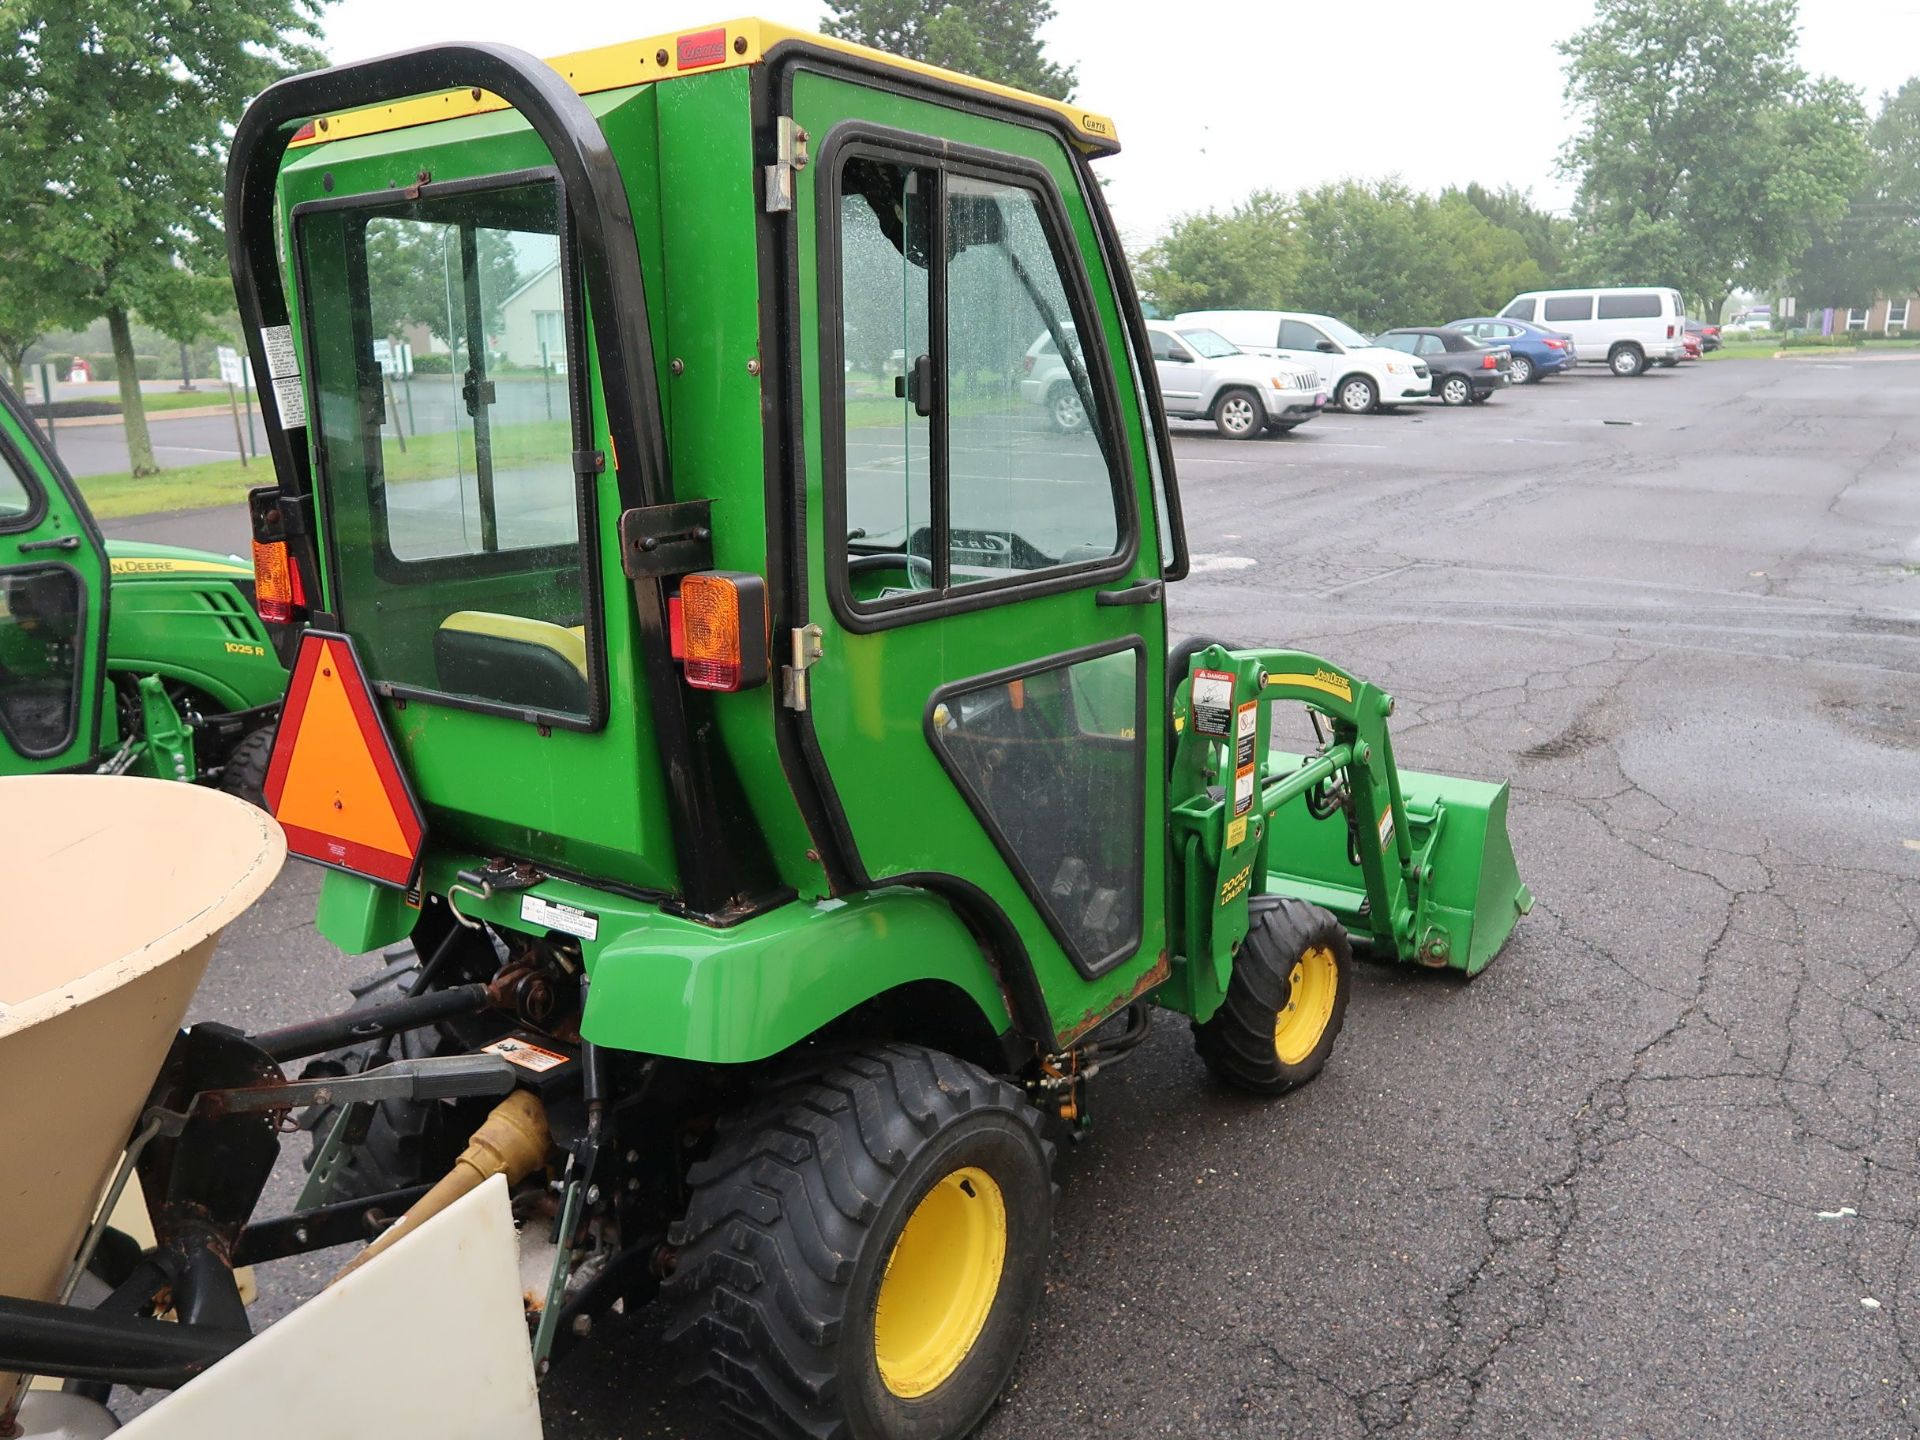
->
[[0, 382, 108, 773], [790, 74, 1170, 1048]]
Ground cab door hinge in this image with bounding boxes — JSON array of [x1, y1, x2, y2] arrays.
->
[[764, 116, 809, 213], [781, 623, 824, 710]]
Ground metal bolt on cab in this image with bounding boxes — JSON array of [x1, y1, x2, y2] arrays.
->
[[1, 21, 1529, 1440]]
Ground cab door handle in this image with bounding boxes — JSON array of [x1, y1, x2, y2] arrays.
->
[[1096, 578, 1163, 607], [19, 534, 80, 553]]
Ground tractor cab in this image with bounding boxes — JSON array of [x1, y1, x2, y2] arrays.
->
[[238, 23, 1193, 1053], [0, 381, 111, 775]]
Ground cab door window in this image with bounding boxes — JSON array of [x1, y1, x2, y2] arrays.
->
[[0, 442, 80, 757], [831, 144, 1129, 620]]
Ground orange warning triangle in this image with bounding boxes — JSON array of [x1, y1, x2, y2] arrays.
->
[[264, 631, 426, 887]]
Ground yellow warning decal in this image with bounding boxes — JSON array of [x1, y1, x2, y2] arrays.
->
[[1226, 815, 1249, 848]]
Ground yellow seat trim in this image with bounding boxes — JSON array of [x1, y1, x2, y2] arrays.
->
[[438, 611, 588, 680]]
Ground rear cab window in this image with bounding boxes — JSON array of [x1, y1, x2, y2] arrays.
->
[[295, 172, 604, 726]]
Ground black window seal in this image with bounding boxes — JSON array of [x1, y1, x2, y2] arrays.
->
[[290, 166, 608, 732], [816, 122, 1139, 636], [0, 560, 90, 759], [923, 636, 1147, 981]]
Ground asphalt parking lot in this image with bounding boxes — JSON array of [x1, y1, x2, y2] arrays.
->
[[142, 354, 1920, 1438]]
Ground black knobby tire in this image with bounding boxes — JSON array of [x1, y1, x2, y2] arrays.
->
[[1194, 895, 1352, 1095], [664, 1044, 1056, 1440], [218, 723, 276, 808]]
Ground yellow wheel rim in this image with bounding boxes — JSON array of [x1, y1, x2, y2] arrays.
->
[[1273, 945, 1339, 1066], [872, 1165, 1007, 1398]]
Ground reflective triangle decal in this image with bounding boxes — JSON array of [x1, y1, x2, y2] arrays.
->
[[264, 630, 426, 888]]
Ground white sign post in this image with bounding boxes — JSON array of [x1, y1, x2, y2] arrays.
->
[[216, 346, 248, 467]]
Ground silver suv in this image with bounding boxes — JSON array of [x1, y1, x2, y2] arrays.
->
[[1023, 323, 1325, 439]]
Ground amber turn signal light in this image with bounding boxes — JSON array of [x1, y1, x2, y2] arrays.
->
[[678, 571, 769, 692]]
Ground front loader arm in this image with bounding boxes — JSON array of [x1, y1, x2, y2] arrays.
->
[[1166, 645, 1529, 1022]]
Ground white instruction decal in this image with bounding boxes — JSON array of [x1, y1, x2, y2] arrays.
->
[[1378, 804, 1395, 852], [1191, 668, 1234, 737], [483, 1037, 570, 1073], [521, 893, 599, 941], [259, 324, 301, 379], [271, 374, 307, 429]]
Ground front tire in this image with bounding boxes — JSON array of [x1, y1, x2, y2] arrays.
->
[[665, 1045, 1055, 1440], [1508, 354, 1535, 385], [1213, 387, 1263, 440], [1194, 896, 1352, 1094], [1439, 374, 1474, 406], [1609, 343, 1645, 377], [1336, 375, 1377, 415]]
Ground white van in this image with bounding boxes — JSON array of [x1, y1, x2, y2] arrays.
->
[[1497, 288, 1686, 375], [1173, 309, 1433, 413]]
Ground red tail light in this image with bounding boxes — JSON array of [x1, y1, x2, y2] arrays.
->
[[1544, 337, 1567, 349], [1667, 324, 1676, 338], [247, 484, 306, 627], [1481, 354, 1498, 369], [678, 572, 769, 692]]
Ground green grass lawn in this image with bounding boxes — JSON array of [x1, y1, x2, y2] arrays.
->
[[1705, 335, 1920, 360], [78, 420, 578, 519]]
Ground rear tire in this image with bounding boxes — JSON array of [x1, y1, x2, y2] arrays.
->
[[665, 1044, 1055, 1440], [1608, 343, 1645, 377], [217, 723, 276, 808], [1336, 375, 1377, 414], [1439, 374, 1473, 407], [1212, 387, 1263, 439], [1194, 896, 1352, 1094], [1508, 354, 1535, 384]]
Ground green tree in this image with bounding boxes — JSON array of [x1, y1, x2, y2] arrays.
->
[[0, 264, 50, 396], [0, 0, 326, 475], [822, 0, 1076, 99], [1446, 184, 1576, 286], [1133, 192, 1299, 316], [1789, 78, 1920, 314], [1558, 0, 1868, 319]]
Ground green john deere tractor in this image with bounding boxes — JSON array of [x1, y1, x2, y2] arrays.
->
[[0, 382, 288, 798], [0, 21, 1528, 1440]]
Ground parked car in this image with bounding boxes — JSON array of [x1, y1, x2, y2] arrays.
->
[[1721, 305, 1772, 336], [1173, 309, 1433, 413], [1677, 330, 1702, 363], [1373, 328, 1511, 405], [1497, 287, 1687, 375], [1685, 318, 1721, 353], [1024, 324, 1324, 439], [1146, 324, 1325, 437], [1444, 316, 1577, 384]]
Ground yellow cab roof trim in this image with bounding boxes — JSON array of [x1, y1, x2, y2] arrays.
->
[[288, 17, 1120, 155]]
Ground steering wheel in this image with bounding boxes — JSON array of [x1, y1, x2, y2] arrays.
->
[[847, 552, 935, 582]]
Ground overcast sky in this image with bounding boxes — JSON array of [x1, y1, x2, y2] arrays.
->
[[320, 0, 1920, 251]]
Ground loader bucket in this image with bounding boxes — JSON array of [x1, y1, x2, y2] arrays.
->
[[0, 776, 284, 1401], [1263, 755, 1531, 976]]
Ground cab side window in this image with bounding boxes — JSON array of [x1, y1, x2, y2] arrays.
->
[[0, 438, 34, 523], [833, 146, 1128, 616]]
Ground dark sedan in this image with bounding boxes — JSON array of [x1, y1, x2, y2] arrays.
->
[[1444, 316, 1577, 383], [1374, 327, 1511, 405], [1686, 318, 1722, 353]]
